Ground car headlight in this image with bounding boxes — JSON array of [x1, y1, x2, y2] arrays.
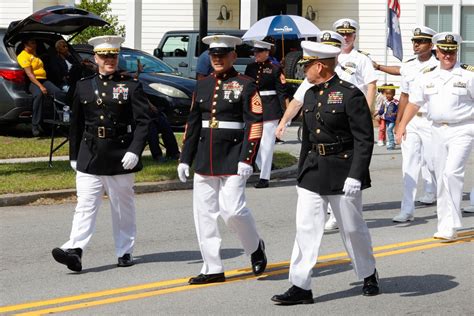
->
[[149, 83, 190, 99]]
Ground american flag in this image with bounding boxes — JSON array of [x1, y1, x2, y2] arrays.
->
[[387, 0, 403, 61]]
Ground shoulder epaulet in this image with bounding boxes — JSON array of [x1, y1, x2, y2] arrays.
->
[[119, 72, 134, 80], [461, 64, 474, 72], [339, 79, 356, 89], [423, 65, 437, 74], [79, 73, 96, 81], [404, 57, 416, 63], [357, 49, 370, 56]]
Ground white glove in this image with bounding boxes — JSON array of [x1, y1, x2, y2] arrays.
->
[[121, 152, 139, 170], [342, 177, 361, 196], [177, 163, 190, 183], [70, 160, 77, 171], [237, 162, 253, 177]]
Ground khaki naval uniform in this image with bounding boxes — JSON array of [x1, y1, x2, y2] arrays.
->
[[62, 72, 149, 257], [410, 62, 474, 237], [245, 60, 287, 180], [180, 67, 264, 274]]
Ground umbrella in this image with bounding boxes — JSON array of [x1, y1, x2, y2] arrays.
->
[[242, 15, 320, 59]]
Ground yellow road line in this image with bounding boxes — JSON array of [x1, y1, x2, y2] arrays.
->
[[3, 232, 472, 314]]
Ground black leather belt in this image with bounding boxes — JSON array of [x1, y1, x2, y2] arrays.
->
[[312, 141, 353, 156], [85, 125, 130, 138]]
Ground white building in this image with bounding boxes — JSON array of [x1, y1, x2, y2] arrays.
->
[[1, 0, 473, 86]]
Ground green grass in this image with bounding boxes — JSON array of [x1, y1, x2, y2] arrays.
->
[[0, 152, 296, 194]]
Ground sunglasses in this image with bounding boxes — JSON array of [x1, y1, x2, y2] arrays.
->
[[411, 39, 431, 44], [98, 54, 119, 59]]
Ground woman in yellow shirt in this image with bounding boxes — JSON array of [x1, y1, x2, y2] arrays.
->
[[17, 38, 60, 136]]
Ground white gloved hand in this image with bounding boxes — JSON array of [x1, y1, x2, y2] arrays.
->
[[342, 177, 361, 196], [121, 152, 139, 170], [237, 162, 253, 177], [177, 163, 190, 183], [70, 160, 77, 171]]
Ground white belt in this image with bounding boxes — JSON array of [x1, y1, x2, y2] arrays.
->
[[259, 90, 277, 96], [202, 120, 244, 129]]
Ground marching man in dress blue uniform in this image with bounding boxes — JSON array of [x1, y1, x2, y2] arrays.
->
[[271, 41, 379, 305], [51, 35, 150, 272], [245, 40, 288, 188], [177, 35, 267, 284]]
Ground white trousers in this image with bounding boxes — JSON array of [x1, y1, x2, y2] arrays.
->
[[431, 122, 473, 235], [61, 171, 136, 257], [193, 173, 260, 274], [289, 186, 376, 290], [256, 120, 278, 180], [400, 115, 436, 215]]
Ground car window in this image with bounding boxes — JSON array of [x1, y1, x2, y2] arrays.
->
[[119, 51, 175, 73], [161, 36, 189, 57]]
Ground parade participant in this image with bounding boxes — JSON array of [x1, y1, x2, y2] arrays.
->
[[271, 41, 379, 305], [16, 37, 61, 136], [177, 35, 267, 284], [245, 40, 288, 188], [392, 26, 439, 223], [51, 35, 150, 272], [396, 32, 474, 240]]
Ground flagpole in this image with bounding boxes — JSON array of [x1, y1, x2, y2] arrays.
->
[[384, 1, 389, 83]]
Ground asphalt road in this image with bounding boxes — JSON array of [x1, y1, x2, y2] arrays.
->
[[1, 127, 473, 315]]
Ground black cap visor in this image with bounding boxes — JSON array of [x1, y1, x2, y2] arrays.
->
[[208, 47, 234, 55]]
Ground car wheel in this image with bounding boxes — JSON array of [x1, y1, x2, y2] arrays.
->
[[284, 51, 304, 80]]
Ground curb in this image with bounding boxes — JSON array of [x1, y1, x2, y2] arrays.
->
[[0, 165, 297, 207]]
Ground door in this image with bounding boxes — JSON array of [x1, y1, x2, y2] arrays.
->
[[159, 34, 192, 78], [258, 0, 302, 19]]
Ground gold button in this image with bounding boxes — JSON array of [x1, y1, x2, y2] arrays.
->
[[234, 138, 237, 142], [332, 109, 335, 113], [119, 101, 122, 104], [100, 115, 104, 120], [316, 129, 320, 134], [251, 142, 255, 145], [212, 101, 217, 105], [83, 100, 87, 104], [340, 80, 343, 83], [212, 109, 216, 113], [249, 150, 252, 153], [103, 82, 107, 86], [214, 94, 218, 98], [217, 80, 222, 84], [318, 102, 321, 107], [344, 154, 348, 158], [215, 86, 219, 90], [101, 92, 106, 97], [319, 91, 323, 95]]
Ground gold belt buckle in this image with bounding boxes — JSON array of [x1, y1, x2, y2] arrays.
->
[[318, 144, 326, 156], [209, 118, 219, 128], [98, 126, 105, 138]]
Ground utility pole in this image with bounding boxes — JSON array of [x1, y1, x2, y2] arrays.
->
[[199, 0, 208, 55]]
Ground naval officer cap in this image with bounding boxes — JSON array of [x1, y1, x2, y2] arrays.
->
[[203, 35, 242, 55], [411, 26, 436, 40], [333, 18, 359, 34], [432, 32, 462, 51], [88, 35, 124, 55], [250, 40, 274, 52], [297, 41, 341, 65], [317, 30, 345, 47]]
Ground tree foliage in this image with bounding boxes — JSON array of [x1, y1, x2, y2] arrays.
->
[[71, 0, 125, 44]]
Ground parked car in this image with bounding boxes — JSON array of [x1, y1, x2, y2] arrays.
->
[[74, 45, 196, 129], [0, 5, 108, 128], [154, 29, 255, 79]]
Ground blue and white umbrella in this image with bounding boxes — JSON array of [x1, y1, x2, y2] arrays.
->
[[242, 15, 320, 41]]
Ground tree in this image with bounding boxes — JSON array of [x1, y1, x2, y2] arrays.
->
[[72, 0, 125, 44]]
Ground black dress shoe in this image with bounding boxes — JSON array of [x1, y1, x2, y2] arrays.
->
[[117, 254, 134, 267], [52, 247, 82, 272], [188, 273, 225, 285], [362, 269, 380, 296], [251, 239, 267, 276], [32, 126, 41, 137], [271, 285, 314, 305], [254, 179, 269, 189]]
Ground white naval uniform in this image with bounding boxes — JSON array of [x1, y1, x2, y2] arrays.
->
[[289, 187, 376, 290], [410, 63, 474, 237], [193, 173, 260, 274], [61, 171, 136, 257], [399, 55, 439, 216]]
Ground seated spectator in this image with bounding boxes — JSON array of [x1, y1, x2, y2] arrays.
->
[[148, 104, 180, 162], [45, 40, 76, 92], [17, 37, 61, 136]]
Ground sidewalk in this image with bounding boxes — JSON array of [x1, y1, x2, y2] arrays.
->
[[0, 127, 303, 207]]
